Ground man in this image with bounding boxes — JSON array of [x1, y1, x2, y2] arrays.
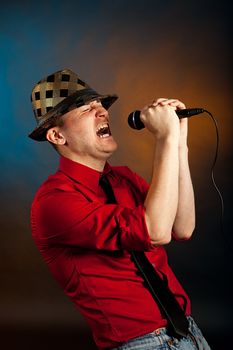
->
[[29, 68, 211, 349]]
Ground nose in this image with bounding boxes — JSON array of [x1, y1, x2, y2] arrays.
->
[[92, 102, 108, 119], [88, 100, 108, 120]]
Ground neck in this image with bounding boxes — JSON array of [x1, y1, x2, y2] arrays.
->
[[60, 153, 107, 172]]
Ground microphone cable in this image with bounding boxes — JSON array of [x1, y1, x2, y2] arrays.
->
[[202, 110, 231, 251]]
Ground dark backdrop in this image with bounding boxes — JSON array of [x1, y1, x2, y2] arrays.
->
[[0, 1, 232, 349]]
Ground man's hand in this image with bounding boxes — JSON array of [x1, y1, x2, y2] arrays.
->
[[157, 98, 188, 148], [140, 98, 180, 140]]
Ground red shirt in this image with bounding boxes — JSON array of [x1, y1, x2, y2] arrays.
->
[[31, 156, 191, 350]]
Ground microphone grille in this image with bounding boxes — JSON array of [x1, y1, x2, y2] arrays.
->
[[128, 110, 144, 130]]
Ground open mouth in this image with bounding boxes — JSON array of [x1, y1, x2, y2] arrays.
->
[[96, 123, 112, 138]]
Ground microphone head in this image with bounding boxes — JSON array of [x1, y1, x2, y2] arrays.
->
[[128, 110, 145, 130]]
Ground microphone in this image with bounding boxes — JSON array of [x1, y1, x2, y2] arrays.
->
[[128, 108, 204, 130]]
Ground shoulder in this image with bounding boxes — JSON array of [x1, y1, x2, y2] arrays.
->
[[33, 170, 75, 202]]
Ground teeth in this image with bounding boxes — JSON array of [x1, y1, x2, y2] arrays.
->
[[99, 134, 109, 138], [96, 123, 109, 133], [96, 123, 111, 137]]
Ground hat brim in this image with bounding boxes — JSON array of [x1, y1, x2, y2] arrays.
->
[[29, 89, 118, 141]]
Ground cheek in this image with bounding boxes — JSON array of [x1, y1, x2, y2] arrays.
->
[[63, 119, 85, 138], [66, 128, 95, 150], [61, 117, 96, 149]]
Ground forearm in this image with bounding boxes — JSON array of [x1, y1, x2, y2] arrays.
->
[[172, 145, 195, 240], [145, 136, 179, 245]]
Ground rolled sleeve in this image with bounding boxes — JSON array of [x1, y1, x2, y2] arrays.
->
[[31, 190, 154, 252], [116, 206, 155, 251]]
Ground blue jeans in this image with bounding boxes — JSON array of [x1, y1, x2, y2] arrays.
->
[[112, 317, 211, 349]]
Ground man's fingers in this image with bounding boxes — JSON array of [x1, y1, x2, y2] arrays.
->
[[159, 99, 186, 109]]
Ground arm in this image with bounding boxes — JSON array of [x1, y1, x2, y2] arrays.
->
[[31, 186, 154, 252], [172, 117, 195, 240], [140, 99, 180, 245], [158, 99, 195, 239], [141, 98, 195, 245]]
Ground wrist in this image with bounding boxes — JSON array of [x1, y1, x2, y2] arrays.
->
[[155, 126, 180, 141], [155, 135, 180, 150]]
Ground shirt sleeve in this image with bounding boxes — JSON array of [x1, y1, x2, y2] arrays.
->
[[31, 187, 155, 252]]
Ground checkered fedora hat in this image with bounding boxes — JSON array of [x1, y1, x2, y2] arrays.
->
[[29, 68, 118, 141]]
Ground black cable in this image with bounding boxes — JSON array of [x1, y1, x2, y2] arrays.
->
[[203, 110, 224, 219], [202, 110, 231, 251]]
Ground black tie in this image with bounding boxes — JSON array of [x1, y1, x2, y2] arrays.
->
[[99, 174, 189, 338]]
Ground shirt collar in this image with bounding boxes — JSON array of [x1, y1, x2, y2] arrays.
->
[[59, 156, 116, 193]]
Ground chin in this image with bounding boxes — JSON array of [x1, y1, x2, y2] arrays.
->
[[110, 139, 118, 152], [104, 136, 118, 149], [103, 142, 118, 159]]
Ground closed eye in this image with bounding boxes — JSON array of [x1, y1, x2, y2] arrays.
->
[[80, 106, 92, 115]]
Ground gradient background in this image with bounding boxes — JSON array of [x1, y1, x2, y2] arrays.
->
[[0, 1, 232, 349]]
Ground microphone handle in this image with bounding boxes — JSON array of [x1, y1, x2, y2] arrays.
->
[[128, 108, 204, 130]]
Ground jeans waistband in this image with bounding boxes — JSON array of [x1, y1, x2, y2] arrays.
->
[[152, 326, 167, 335], [111, 316, 211, 350]]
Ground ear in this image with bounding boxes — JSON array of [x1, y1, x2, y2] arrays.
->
[[46, 127, 66, 145]]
